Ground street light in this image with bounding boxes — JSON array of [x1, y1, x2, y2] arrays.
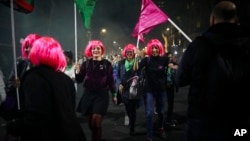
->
[[100, 28, 106, 35]]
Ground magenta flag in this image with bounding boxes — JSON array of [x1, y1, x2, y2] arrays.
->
[[138, 33, 144, 43], [132, 0, 168, 42]]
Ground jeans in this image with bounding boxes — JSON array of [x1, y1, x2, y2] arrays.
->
[[124, 99, 138, 131], [144, 90, 167, 138]]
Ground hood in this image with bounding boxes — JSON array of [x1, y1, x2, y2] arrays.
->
[[203, 23, 250, 50]]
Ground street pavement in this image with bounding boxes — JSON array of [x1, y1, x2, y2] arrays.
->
[[77, 85, 189, 141], [0, 85, 189, 141]]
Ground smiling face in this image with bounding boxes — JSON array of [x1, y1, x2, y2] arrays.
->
[[151, 46, 160, 56], [126, 50, 134, 60], [91, 46, 103, 58]]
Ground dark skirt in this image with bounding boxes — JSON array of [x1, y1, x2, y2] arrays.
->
[[77, 88, 109, 116]]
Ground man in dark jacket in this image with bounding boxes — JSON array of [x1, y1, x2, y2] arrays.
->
[[176, 1, 250, 141]]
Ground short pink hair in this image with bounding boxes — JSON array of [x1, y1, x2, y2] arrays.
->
[[146, 39, 164, 56], [122, 44, 136, 58], [21, 33, 41, 58], [29, 36, 66, 71], [84, 40, 105, 58]]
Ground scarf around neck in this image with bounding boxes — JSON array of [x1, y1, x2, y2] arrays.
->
[[125, 59, 134, 72]]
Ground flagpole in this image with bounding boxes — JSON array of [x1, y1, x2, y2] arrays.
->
[[136, 35, 140, 49], [10, 0, 20, 110], [74, 3, 78, 63], [136, 8, 141, 49], [168, 18, 192, 43], [136, 0, 144, 49], [74, 2, 78, 90]]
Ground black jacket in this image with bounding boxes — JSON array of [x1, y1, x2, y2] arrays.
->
[[176, 23, 250, 121], [138, 56, 169, 92], [7, 66, 86, 141]]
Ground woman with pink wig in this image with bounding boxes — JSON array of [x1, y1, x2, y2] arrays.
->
[[116, 43, 140, 135], [21, 33, 41, 58], [75, 40, 117, 141], [3, 33, 41, 121], [6, 36, 86, 141], [135, 39, 169, 141]]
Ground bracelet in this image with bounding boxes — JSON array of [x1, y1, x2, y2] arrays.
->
[[113, 93, 117, 97]]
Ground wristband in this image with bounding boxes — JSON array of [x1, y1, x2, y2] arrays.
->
[[113, 93, 117, 97]]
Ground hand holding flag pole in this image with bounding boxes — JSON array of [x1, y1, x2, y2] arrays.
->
[[10, 0, 21, 110]]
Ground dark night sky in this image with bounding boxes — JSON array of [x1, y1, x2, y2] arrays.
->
[[0, 0, 142, 75], [0, 0, 142, 52]]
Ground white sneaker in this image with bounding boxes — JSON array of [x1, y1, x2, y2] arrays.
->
[[124, 115, 129, 126], [154, 107, 158, 115]]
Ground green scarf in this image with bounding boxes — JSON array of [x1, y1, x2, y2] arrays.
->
[[125, 59, 134, 72]]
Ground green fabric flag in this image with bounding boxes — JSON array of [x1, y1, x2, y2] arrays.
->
[[75, 0, 96, 30]]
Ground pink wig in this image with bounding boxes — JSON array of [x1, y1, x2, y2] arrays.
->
[[122, 44, 136, 58], [21, 33, 41, 58], [146, 39, 164, 56], [29, 36, 66, 71], [84, 40, 105, 58]]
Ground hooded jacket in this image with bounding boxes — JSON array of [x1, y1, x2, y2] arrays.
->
[[176, 23, 250, 121]]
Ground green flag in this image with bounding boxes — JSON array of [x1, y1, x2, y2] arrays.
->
[[75, 0, 96, 30]]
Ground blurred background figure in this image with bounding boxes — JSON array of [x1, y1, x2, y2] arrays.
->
[[2, 33, 41, 121], [112, 54, 122, 94], [165, 52, 178, 129], [0, 69, 6, 105], [64, 50, 75, 81]]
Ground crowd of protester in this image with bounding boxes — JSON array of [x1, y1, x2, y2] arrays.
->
[[1, 1, 250, 141]]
